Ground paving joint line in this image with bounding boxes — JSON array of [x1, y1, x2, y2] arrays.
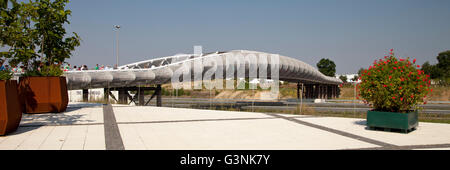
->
[[103, 104, 125, 150], [19, 122, 105, 127], [351, 143, 450, 150], [116, 117, 280, 125], [18, 115, 315, 127], [265, 113, 398, 148]]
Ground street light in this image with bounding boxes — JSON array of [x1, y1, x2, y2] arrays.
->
[[114, 25, 121, 69]]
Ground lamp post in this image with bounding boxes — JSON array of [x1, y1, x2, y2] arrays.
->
[[114, 25, 121, 68]]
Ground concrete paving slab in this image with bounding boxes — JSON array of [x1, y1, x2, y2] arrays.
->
[[0, 134, 7, 144], [119, 118, 378, 150], [84, 125, 106, 150], [16, 126, 54, 150], [2, 103, 106, 150], [0, 127, 38, 150], [38, 126, 72, 150], [296, 117, 450, 147], [113, 106, 274, 123], [3, 103, 450, 150], [20, 106, 104, 126], [118, 123, 147, 150], [60, 125, 88, 150]]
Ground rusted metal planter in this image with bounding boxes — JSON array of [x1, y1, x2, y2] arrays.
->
[[0, 80, 22, 135], [18, 77, 69, 114]]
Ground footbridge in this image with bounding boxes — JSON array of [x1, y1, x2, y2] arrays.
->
[[63, 50, 343, 105]]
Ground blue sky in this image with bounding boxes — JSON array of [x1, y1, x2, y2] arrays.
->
[[64, 0, 450, 74]]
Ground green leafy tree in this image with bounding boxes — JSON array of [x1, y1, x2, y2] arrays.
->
[[32, 0, 80, 66], [421, 50, 450, 85], [1, 0, 80, 77], [351, 75, 359, 82], [0, 0, 7, 9], [421, 61, 439, 79], [436, 50, 450, 84], [316, 58, 336, 77], [1, 0, 38, 70], [339, 75, 347, 83], [1, 0, 21, 80]]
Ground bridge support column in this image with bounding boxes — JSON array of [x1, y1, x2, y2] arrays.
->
[[331, 85, 337, 99], [156, 84, 162, 107], [319, 85, 323, 99], [313, 84, 320, 99], [118, 89, 128, 104], [137, 88, 145, 106], [335, 85, 338, 99], [322, 85, 326, 99], [318, 85, 322, 99], [326, 85, 332, 99], [305, 84, 313, 99], [83, 89, 89, 102], [104, 88, 110, 103], [304, 85, 308, 99], [330, 85, 334, 99], [336, 85, 341, 98]]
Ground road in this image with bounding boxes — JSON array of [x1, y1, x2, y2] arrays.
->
[[139, 97, 450, 114]]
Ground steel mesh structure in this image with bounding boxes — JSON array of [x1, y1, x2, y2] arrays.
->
[[64, 50, 342, 90]]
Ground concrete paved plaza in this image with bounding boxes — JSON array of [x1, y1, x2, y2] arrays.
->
[[1, 102, 450, 150]]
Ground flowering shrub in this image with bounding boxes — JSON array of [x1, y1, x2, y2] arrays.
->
[[358, 49, 432, 113]]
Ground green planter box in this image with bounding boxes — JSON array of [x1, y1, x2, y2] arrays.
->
[[367, 110, 418, 133]]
